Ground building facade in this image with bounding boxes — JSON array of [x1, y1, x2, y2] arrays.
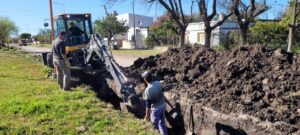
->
[[116, 13, 153, 49], [186, 21, 240, 47]]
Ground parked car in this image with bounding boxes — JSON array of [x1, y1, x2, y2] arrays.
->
[[18, 39, 31, 46]]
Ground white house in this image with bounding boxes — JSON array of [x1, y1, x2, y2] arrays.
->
[[116, 13, 153, 49], [186, 20, 240, 47]]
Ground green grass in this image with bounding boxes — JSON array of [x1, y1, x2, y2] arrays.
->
[[112, 49, 164, 56], [0, 48, 157, 135]]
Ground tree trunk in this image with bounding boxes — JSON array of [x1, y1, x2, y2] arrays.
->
[[0, 39, 4, 49], [287, 26, 295, 52], [204, 28, 212, 47], [239, 24, 248, 46], [287, 0, 298, 52], [178, 30, 186, 47]]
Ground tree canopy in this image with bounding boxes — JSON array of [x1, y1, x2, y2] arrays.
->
[[145, 13, 178, 48], [94, 11, 128, 44], [19, 33, 31, 39], [148, 0, 194, 47], [150, 13, 177, 37], [280, 0, 300, 26], [33, 29, 51, 44], [0, 17, 17, 46]]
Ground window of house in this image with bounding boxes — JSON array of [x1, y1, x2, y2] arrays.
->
[[197, 32, 205, 45]]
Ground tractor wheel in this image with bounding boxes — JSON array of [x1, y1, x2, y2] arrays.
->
[[47, 53, 54, 68]]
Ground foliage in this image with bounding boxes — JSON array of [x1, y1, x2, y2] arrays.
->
[[279, 0, 300, 45], [0, 50, 156, 134], [0, 17, 17, 46], [246, 1, 300, 47], [227, 31, 240, 46], [33, 29, 51, 44], [150, 14, 177, 37], [231, 0, 269, 45], [144, 34, 157, 49], [94, 12, 128, 43], [146, 13, 178, 47], [279, 0, 300, 27], [148, 0, 193, 47], [19, 33, 31, 39], [212, 44, 236, 52], [42, 66, 53, 77], [249, 22, 289, 45]]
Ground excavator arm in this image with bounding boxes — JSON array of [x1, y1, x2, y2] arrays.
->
[[85, 34, 145, 117]]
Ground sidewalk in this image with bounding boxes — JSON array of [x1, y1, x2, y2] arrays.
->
[[10, 44, 51, 53]]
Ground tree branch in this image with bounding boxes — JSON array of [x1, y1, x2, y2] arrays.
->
[[211, 12, 233, 30], [187, 0, 195, 24], [249, 0, 256, 18], [198, 0, 207, 18], [232, 0, 242, 21], [178, 0, 185, 23], [253, 5, 269, 18], [168, 0, 176, 14], [157, 0, 184, 28], [208, 0, 217, 20]]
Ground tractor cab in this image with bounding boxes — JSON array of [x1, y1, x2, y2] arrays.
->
[[53, 13, 93, 53]]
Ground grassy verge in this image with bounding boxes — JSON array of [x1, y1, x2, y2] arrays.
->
[[112, 49, 164, 56], [0, 48, 156, 134]]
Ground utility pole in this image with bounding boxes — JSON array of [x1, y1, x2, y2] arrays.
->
[[49, 0, 54, 41], [287, 0, 298, 52], [132, 0, 136, 49]]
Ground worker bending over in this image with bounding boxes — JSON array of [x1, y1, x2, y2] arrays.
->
[[142, 71, 168, 135]]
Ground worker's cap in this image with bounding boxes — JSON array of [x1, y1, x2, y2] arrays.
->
[[142, 71, 151, 79], [59, 31, 67, 36]]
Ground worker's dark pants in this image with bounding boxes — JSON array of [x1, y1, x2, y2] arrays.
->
[[53, 59, 71, 90], [151, 104, 168, 135]]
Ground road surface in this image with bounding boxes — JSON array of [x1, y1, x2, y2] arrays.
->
[[10, 44, 51, 53], [10, 44, 148, 67]]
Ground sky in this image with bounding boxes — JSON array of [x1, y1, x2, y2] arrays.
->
[[0, 0, 289, 35]]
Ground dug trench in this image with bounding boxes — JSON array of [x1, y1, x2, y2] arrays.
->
[[124, 45, 300, 135], [70, 68, 181, 134], [70, 45, 300, 135]]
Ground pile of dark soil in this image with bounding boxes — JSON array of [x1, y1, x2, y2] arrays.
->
[[125, 45, 300, 133], [127, 45, 217, 84]]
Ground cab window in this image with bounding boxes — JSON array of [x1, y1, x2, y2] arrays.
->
[[54, 19, 65, 38], [67, 19, 89, 45]]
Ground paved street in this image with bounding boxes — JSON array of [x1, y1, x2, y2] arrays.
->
[[10, 44, 51, 53], [9, 44, 146, 67]]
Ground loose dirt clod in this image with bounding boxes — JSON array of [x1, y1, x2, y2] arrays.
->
[[125, 45, 300, 134]]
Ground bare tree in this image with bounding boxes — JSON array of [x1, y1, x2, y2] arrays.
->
[[197, 0, 233, 47], [287, 0, 300, 52], [148, 0, 194, 47], [231, 0, 269, 46]]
